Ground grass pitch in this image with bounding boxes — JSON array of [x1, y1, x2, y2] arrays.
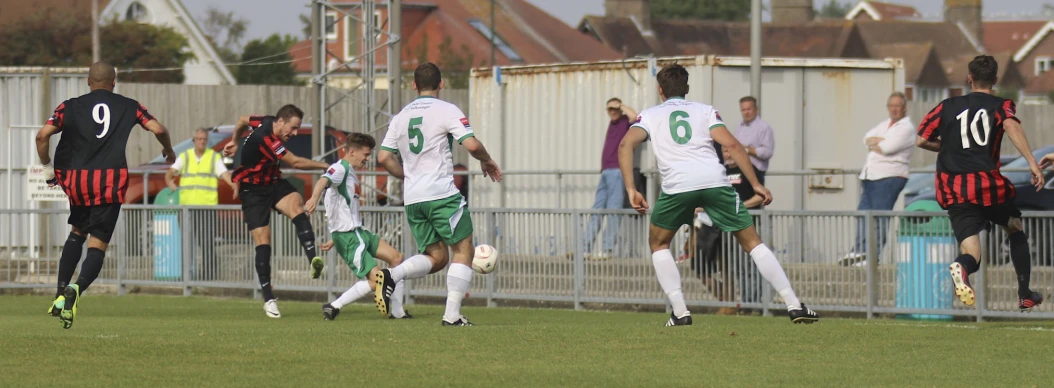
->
[[2, 295, 1053, 387]]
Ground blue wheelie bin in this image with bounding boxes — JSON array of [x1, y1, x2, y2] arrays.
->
[[153, 188, 182, 280], [895, 200, 955, 320]]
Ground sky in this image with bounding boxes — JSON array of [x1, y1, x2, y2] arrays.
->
[[180, 0, 1048, 45]]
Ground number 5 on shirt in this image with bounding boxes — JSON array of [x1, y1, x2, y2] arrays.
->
[[409, 117, 424, 154]]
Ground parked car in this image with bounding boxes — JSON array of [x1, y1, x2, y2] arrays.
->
[[125, 124, 348, 205], [906, 146, 1054, 266], [902, 155, 1016, 205], [906, 146, 1054, 210]]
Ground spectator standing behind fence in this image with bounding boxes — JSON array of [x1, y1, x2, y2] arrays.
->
[[165, 128, 237, 280], [840, 92, 914, 266], [583, 98, 637, 259], [735, 96, 773, 185]]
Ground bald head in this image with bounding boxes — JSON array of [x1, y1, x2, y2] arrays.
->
[[88, 62, 116, 90]]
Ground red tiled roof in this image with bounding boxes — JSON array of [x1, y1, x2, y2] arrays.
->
[[869, 42, 941, 85], [291, 0, 621, 74], [982, 21, 1047, 55], [854, 21, 979, 63], [580, 18, 856, 58], [865, 1, 920, 20]]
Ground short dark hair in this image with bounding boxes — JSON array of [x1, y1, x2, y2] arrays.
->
[[968, 55, 998, 89], [414, 62, 442, 92], [607, 97, 622, 104], [345, 132, 376, 149], [739, 96, 758, 108], [275, 104, 304, 121], [656, 64, 689, 98]]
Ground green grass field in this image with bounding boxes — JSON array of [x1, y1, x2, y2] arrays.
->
[[2, 295, 1053, 387]]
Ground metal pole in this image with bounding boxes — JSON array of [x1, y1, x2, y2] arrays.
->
[[750, 0, 762, 102], [311, 1, 323, 159], [490, 0, 496, 66], [365, 0, 376, 143], [91, 0, 100, 63], [389, 0, 401, 110]]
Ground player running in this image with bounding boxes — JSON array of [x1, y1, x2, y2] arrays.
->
[[916, 55, 1045, 311], [37, 62, 176, 329], [222, 105, 330, 318], [618, 64, 819, 326], [375, 62, 502, 326], [305, 133, 412, 320]]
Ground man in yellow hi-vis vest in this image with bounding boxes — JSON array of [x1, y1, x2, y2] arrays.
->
[[165, 128, 236, 280]]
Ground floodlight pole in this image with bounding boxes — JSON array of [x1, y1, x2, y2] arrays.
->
[[750, 0, 762, 104]]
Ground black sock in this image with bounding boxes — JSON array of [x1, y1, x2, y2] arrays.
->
[[57, 233, 86, 297], [1008, 232, 1032, 298], [255, 245, 275, 301], [74, 248, 105, 293], [292, 213, 318, 263], [954, 254, 980, 275]]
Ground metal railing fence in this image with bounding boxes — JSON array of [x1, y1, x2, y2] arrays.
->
[[1, 206, 1052, 321]]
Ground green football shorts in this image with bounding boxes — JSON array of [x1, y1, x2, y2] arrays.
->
[[331, 228, 380, 279], [405, 193, 473, 252], [651, 186, 753, 232]]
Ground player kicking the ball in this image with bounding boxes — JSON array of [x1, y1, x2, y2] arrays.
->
[[305, 133, 412, 319], [619, 64, 818, 326], [375, 62, 502, 326]]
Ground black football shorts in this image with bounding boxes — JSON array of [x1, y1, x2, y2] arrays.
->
[[68, 203, 122, 243], [240, 179, 299, 230], [946, 202, 1022, 244]]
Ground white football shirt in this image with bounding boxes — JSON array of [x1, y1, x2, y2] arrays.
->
[[322, 160, 362, 233], [632, 97, 730, 194], [381, 96, 474, 205]]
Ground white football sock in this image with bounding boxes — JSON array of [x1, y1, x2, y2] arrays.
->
[[331, 280, 371, 309], [652, 249, 689, 317], [391, 254, 432, 281], [390, 280, 406, 318], [443, 263, 473, 322], [749, 244, 801, 308]]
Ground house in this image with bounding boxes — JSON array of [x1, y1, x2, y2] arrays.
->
[[848, 1, 1054, 100], [580, 0, 985, 102], [101, 0, 235, 85], [579, 0, 1042, 102], [0, 0, 234, 85], [844, 1, 921, 21], [290, 0, 622, 89]]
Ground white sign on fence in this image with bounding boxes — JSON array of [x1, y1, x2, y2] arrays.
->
[[26, 165, 67, 201]]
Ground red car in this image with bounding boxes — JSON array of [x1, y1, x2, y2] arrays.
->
[[125, 125, 349, 204]]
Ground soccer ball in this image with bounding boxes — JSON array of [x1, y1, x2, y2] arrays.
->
[[472, 244, 498, 274]]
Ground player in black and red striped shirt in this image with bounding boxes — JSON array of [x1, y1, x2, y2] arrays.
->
[[916, 55, 1045, 312], [223, 104, 329, 318], [36, 62, 176, 329]]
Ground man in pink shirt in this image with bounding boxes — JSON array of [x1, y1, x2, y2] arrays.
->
[[584, 98, 637, 259]]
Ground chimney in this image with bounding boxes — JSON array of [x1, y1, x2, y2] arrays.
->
[[605, 0, 650, 31], [771, 0, 814, 24], [945, 0, 983, 49]]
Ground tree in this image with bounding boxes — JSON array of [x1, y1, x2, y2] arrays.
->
[[0, 7, 192, 83], [200, 7, 248, 66], [236, 34, 300, 85], [300, 14, 312, 40], [651, 0, 752, 21], [816, 0, 851, 19]]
